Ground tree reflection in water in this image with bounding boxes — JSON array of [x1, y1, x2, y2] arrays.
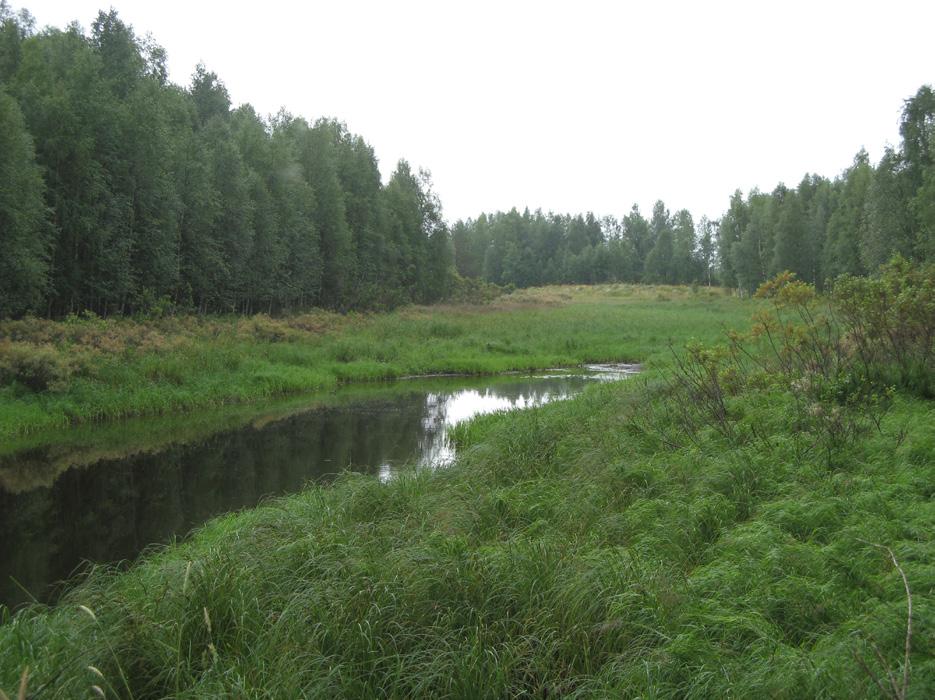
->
[[0, 366, 638, 608]]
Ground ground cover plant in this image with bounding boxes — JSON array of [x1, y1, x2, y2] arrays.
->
[[0, 284, 744, 441], [1, 263, 933, 698]]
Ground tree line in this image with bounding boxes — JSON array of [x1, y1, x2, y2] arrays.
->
[[453, 85, 935, 292], [0, 5, 454, 318], [452, 206, 716, 288], [2, 3, 933, 319]]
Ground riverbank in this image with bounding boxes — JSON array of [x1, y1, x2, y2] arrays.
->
[[0, 368, 635, 609], [4, 271, 932, 697], [0, 284, 745, 440], [1, 354, 932, 696]]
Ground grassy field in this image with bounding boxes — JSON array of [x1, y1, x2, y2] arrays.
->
[[2, 274, 933, 698], [0, 284, 745, 440]]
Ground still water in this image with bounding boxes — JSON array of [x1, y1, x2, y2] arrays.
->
[[0, 365, 637, 608]]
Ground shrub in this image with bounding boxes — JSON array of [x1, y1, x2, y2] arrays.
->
[[243, 315, 297, 343], [643, 269, 905, 466], [447, 275, 506, 304], [0, 342, 73, 392], [833, 256, 935, 396]]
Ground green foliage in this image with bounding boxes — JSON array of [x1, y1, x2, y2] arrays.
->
[[0, 85, 51, 317], [644, 201, 675, 283], [2, 2, 934, 328], [0, 9, 454, 319], [634, 267, 917, 471], [0, 286, 748, 439], [772, 188, 808, 279], [647, 260, 934, 476], [862, 148, 915, 270], [900, 85, 935, 190], [454, 204, 714, 290], [2, 289, 934, 697], [731, 191, 773, 293], [708, 87, 935, 294], [833, 257, 935, 396], [446, 274, 505, 304], [456, 84, 935, 296], [824, 151, 872, 280]]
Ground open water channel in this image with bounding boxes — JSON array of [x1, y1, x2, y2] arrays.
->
[[0, 364, 638, 608]]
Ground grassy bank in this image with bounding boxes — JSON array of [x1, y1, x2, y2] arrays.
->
[[3, 270, 933, 697], [0, 372, 606, 495], [0, 285, 745, 440], [1, 365, 932, 696]]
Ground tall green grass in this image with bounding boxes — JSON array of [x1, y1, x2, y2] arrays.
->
[[1, 382, 931, 697], [2, 277, 933, 697], [0, 285, 749, 440]]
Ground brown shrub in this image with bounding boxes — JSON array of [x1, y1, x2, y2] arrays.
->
[[0, 341, 74, 392]]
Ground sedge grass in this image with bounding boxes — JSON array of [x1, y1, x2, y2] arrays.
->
[[3, 283, 932, 697], [0, 284, 748, 440], [1, 374, 932, 697]]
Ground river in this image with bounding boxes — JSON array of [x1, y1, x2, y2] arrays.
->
[[0, 364, 638, 608]]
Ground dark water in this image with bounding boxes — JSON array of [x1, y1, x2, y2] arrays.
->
[[0, 365, 637, 608]]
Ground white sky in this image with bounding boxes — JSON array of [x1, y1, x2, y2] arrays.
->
[[17, 0, 935, 224]]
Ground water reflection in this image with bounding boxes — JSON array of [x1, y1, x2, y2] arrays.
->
[[0, 365, 637, 608], [420, 386, 558, 467]]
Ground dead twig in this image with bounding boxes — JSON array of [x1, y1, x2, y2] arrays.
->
[[854, 540, 913, 699], [0, 667, 29, 700]]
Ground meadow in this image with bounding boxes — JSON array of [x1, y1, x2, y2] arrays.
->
[[2, 267, 933, 698], [0, 284, 744, 441]]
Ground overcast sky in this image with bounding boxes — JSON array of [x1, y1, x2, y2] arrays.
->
[[17, 0, 935, 224]]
